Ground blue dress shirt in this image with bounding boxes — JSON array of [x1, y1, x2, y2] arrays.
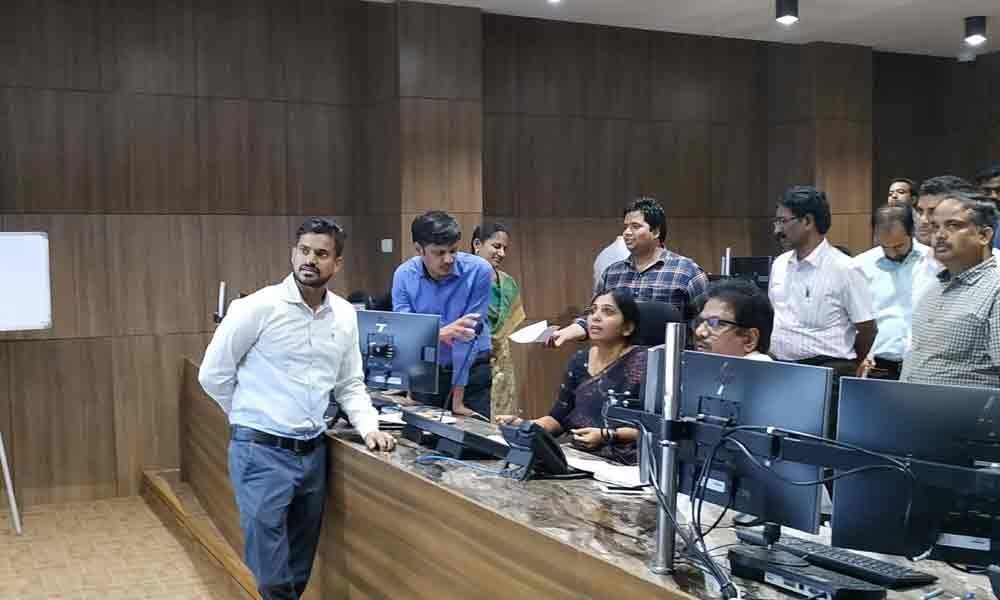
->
[[853, 242, 929, 362], [392, 253, 493, 389]]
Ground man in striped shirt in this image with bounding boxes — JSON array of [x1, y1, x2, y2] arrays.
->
[[768, 186, 876, 391], [549, 196, 709, 347]]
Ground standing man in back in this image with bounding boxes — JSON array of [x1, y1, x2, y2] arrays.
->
[[199, 218, 395, 600], [549, 196, 708, 346], [768, 186, 876, 396]]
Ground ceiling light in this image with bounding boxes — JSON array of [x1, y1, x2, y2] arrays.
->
[[964, 16, 987, 47], [547, 0, 560, 4], [776, 0, 799, 26]]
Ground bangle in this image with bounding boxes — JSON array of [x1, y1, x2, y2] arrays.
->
[[600, 428, 609, 442], [608, 428, 617, 444]]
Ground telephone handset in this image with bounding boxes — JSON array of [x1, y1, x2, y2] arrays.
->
[[499, 421, 590, 480]]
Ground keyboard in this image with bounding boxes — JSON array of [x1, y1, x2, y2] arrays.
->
[[729, 545, 887, 600], [736, 528, 937, 589]]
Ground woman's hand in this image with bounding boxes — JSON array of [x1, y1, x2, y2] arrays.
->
[[569, 427, 605, 451], [494, 414, 523, 426]]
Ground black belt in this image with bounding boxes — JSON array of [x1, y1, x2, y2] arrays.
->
[[231, 426, 325, 455], [873, 357, 903, 372]]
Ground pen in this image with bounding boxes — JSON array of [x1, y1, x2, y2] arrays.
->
[[922, 588, 944, 600]]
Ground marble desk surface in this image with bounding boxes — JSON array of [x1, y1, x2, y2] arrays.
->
[[328, 413, 994, 600]]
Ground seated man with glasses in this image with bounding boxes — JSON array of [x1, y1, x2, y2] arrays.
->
[[692, 278, 774, 360]]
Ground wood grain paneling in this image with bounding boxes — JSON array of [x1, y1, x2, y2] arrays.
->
[[286, 0, 360, 105], [113, 333, 209, 496], [585, 119, 630, 218], [108, 214, 205, 336], [512, 342, 578, 419], [0, 0, 115, 91], [516, 19, 591, 116], [10, 338, 117, 506], [711, 38, 765, 123], [243, 0, 295, 101], [3, 89, 116, 213], [766, 42, 815, 124], [828, 213, 874, 258], [766, 121, 816, 206], [483, 114, 518, 217], [584, 26, 650, 120], [650, 33, 711, 122], [515, 116, 587, 217], [287, 103, 359, 216], [363, 2, 399, 105], [247, 100, 288, 215], [362, 102, 401, 216], [195, 0, 246, 98], [400, 98, 482, 214], [636, 122, 711, 218], [0, 215, 113, 340], [815, 119, 874, 214], [812, 43, 872, 122], [711, 121, 767, 217], [117, 0, 197, 95], [197, 98, 249, 214], [397, 1, 482, 101], [117, 94, 199, 213], [482, 15, 519, 115]]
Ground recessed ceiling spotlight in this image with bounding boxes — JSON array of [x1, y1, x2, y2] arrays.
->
[[964, 16, 987, 47], [548, 0, 561, 5], [776, 0, 799, 26]]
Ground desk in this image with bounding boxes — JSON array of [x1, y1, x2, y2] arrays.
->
[[180, 359, 992, 600]]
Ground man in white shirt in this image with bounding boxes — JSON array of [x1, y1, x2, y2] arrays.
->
[[593, 235, 629, 291], [199, 217, 395, 600], [693, 278, 774, 360], [853, 206, 929, 380], [768, 186, 876, 397]]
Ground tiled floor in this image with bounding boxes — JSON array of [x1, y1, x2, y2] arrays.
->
[[0, 495, 248, 599]]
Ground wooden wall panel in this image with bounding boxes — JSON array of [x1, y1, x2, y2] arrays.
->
[[711, 122, 767, 217], [0, 0, 115, 91], [247, 100, 289, 215], [828, 213, 874, 258], [650, 33, 711, 123], [584, 119, 630, 218], [483, 114, 518, 217], [2, 89, 117, 213], [286, 0, 361, 105], [766, 42, 814, 124], [400, 99, 482, 214], [109, 215, 205, 336], [812, 43, 872, 122], [515, 116, 587, 217], [0, 215, 113, 340], [711, 38, 765, 123], [117, 0, 197, 95], [287, 103, 360, 216], [243, 0, 295, 100], [117, 94, 199, 213], [815, 119, 874, 214], [362, 102, 401, 216], [363, 2, 399, 105], [10, 338, 117, 506], [766, 121, 816, 205], [397, 2, 482, 101], [197, 98, 249, 214], [195, 0, 246, 98], [585, 27, 650, 120], [516, 19, 591, 116], [482, 15, 519, 115]]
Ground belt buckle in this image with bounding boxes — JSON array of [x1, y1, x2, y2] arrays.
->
[[291, 438, 309, 454]]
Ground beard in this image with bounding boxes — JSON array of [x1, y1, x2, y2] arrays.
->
[[294, 267, 330, 289]]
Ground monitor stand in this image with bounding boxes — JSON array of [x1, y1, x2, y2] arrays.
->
[[740, 523, 809, 567]]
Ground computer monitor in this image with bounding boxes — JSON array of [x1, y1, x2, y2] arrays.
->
[[677, 351, 833, 534], [730, 256, 773, 291], [356, 310, 440, 395], [834, 377, 1000, 564]]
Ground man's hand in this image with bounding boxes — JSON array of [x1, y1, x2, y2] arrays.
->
[[569, 427, 605, 451], [494, 415, 523, 426], [546, 323, 586, 348], [440, 313, 481, 346], [365, 431, 396, 452]]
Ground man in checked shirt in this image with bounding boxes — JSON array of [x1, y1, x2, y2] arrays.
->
[[549, 196, 709, 347]]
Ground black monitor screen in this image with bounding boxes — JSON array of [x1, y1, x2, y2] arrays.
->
[[678, 351, 833, 534], [356, 310, 440, 395], [730, 256, 773, 291], [834, 377, 1000, 563]]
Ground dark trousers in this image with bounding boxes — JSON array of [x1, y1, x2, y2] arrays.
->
[[868, 357, 902, 381], [228, 426, 327, 600], [410, 359, 493, 418]]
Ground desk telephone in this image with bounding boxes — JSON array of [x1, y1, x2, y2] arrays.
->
[[499, 421, 589, 480]]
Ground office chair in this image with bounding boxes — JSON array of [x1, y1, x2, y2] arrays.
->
[[634, 301, 683, 347]]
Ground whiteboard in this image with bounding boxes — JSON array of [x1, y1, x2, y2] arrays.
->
[[0, 233, 52, 332]]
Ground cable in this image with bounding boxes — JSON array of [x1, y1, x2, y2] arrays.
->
[[414, 453, 526, 478], [947, 562, 987, 575]]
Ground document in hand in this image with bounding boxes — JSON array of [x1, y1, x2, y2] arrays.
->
[[509, 321, 558, 344]]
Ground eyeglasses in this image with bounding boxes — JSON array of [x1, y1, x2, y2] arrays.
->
[[690, 316, 742, 331], [771, 216, 804, 228]]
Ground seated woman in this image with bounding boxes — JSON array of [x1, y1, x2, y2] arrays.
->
[[496, 289, 644, 464], [692, 278, 774, 360]]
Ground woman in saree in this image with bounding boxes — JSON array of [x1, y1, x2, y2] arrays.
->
[[472, 223, 526, 417], [496, 289, 645, 465]]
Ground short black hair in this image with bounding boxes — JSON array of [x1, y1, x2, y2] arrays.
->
[[974, 163, 1000, 186], [918, 175, 975, 197], [703, 278, 774, 353], [411, 211, 461, 247], [872, 205, 915, 238], [889, 177, 918, 194], [295, 217, 346, 257], [470, 222, 509, 251], [778, 186, 831, 234], [940, 192, 998, 239], [624, 196, 667, 244], [590, 288, 641, 344]]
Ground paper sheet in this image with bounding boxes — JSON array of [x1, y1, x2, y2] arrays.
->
[[509, 320, 557, 344], [565, 455, 644, 488]]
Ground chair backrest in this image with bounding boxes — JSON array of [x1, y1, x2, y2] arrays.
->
[[634, 301, 683, 347]]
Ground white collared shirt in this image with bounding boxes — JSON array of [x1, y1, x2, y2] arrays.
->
[[199, 274, 378, 440], [593, 236, 630, 292], [769, 239, 875, 361]]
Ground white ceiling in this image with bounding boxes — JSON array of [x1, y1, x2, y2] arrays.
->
[[434, 0, 1000, 58]]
